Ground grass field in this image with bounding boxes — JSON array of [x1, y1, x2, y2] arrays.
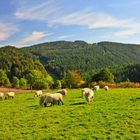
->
[[0, 88, 140, 140]]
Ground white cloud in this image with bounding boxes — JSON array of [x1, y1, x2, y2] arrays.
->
[[11, 31, 53, 47], [0, 22, 19, 41], [22, 31, 46, 42], [15, 0, 62, 21], [49, 9, 130, 30], [58, 34, 75, 39], [15, 2, 126, 29], [15, 1, 140, 39], [112, 21, 140, 38]]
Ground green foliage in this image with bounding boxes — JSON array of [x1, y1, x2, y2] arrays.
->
[[25, 73, 34, 89], [53, 80, 62, 89], [12, 76, 19, 88], [22, 41, 140, 82], [92, 68, 114, 83], [1, 41, 140, 86], [26, 70, 53, 89], [0, 46, 35, 79], [0, 69, 11, 87], [4, 78, 11, 87], [0, 46, 54, 89], [123, 64, 140, 82], [0, 88, 140, 139], [19, 78, 27, 89]]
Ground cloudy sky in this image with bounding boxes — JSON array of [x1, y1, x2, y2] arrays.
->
[[0, 0, 140, 47]]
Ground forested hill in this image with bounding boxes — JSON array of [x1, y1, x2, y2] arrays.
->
[[0, 46, 48, 79], [21, 41, 140, 80], [1, 41, 140, 82]]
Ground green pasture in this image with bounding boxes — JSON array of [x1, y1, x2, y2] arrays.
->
[[0, 88, 140, 140]]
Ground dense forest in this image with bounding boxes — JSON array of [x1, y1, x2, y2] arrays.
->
[[22, 41, 140, 82], [0, 41, 140, 89], [0, 46, 53, 89]]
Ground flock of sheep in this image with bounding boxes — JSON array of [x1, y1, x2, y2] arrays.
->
[[36, 89, 67, 107], [37, 85, 109, 107], [0, 91, 15, 100], [0, 85, 109, 107]]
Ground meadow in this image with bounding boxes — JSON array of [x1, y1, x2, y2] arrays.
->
[[0, 88, 140, 140]]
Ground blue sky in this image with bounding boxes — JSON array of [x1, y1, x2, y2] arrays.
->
[[0, 0, 140, 47]]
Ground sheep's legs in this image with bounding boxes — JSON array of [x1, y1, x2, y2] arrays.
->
[[44, 103, 47, 107], [61, 100, 64, 105]]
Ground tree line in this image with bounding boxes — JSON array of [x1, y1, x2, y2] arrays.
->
[[1, 41, 140, 89], [22, 41, 140, 82]]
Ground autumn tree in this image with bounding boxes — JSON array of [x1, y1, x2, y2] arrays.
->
[[63, 70, 84, 88]]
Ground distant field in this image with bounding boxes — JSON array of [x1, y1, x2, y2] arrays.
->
[[0, 88, 140, 140]]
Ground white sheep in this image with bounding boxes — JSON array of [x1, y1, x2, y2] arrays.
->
[[104, 86, 109, 91], [5, 92, 15, 99], [39, 94, 48, 105], [40, 93, 64, 107], [0, 92, 4, 100], [93, 85, 100, 91], [34, 90, 43, 98], [57, 89, 67, 96], [81, 88, 87, 98], [82, 88, 94, 103]]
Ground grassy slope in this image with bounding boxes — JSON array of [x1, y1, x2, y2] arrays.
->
[[0, 88, 140, 140]]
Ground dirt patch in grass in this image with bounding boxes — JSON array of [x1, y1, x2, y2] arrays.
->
[[0, 87, 34, 94]]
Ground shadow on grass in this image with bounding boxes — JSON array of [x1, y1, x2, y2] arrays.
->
[[29, 104, 61, 109], [26, 97, 34, 100], [130, 97, 140, 102], [29, 105, 40, 109], [76, 96, 83, 98], [70, 102, 86, 106]]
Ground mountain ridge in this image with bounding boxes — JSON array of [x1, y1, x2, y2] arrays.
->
[[1, 41, 140, 82], [21, 41, 140, 80]]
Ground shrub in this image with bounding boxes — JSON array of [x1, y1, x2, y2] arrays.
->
[[53, 80, 62, 89], [19, 78, 27, 89], [12, 76, 19, 88]]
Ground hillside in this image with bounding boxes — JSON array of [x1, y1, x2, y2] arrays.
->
[[0, 46, 48, 80], [1, 41, 140, 82], [21, 41, 140, 80]]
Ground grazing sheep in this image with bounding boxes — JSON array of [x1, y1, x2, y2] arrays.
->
[[0, 92, 4, 100], [34, 90, 43, 98], [39, 94, 50, 105], [82, 88, 92, 97], [81, 88, 88, 98], [40, 93, 64, 107], [93, 85, 100, 91], [5, 92, 15, 99], [57, 89, 67, 96], [104, 86, 109, 91], [82, 88, 94, 103]]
